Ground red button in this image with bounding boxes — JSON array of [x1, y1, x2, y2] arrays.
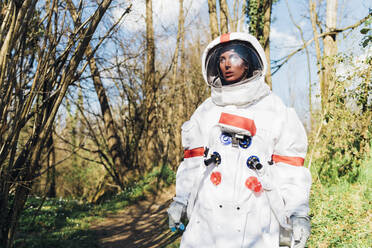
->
[[210, 172, 222, 186], [245, 176, 262, 192]]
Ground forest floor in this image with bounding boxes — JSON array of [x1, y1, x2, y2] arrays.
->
[[90, 186, 181, 248], [16, 160, 370, 248]]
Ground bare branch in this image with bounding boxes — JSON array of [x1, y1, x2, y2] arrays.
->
[[272, 13, 371, 75]]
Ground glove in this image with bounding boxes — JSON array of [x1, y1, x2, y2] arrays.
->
[[167, 200, 186, 232], [291, 216, 311, 248], [279, 225, 292, 247]]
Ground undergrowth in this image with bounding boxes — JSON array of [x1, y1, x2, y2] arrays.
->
[[14, 164, 176, 248], [14, 157, 371, 248], [308, 156, 371, 247]]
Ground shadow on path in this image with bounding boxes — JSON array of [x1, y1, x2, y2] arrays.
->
[[91, 189, 182, 248]]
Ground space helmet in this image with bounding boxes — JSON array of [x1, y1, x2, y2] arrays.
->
[[202, 33, 266, 88]]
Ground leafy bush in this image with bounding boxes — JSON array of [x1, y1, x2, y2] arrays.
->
[[310, 49, 371, 184]]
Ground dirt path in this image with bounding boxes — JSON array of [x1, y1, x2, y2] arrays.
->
[[91, 187, 182, 248]]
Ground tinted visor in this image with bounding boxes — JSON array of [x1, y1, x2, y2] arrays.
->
[[205, 41, 263, 87]]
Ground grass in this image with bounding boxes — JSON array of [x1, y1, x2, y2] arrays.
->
[[14, 197, 100, 248], [14, 159, 371, 248], [14, 164, 176, 248], [308, 156, 371, 247]]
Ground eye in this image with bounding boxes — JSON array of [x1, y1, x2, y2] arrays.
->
[[219, 57, 225, 64]]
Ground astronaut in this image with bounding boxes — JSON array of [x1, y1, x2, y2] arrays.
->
[[167, 32, 312, 248]]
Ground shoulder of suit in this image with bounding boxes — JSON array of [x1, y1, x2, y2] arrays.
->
[[259, 92, 287, 111], [191, 97, 214, 118]]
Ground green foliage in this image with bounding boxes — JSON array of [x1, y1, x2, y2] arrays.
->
[[310, 50, 372, 184], [360, 11, 372, 48], [14, 198, 99, 248], [308, 157, 371, 247], [15, 164, 176, 247], [160, 163, 177, 186], [245, 0, 279, 45], [16, 160, 371, 247], [166, 243, 181, 248], [245, 0, 264, 43]]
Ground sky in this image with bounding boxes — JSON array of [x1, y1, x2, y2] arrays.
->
[[269, 0, 371, 127], [113, 0, 371, 127]]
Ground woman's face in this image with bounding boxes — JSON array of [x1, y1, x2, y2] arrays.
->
[[219, 50, 249, 84]]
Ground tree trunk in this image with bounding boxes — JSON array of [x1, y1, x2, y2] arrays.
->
[[309, 0, 323, 119], [172, 0, 184, 86], [322, 0, 338, 110], [247, 0, 273, 88], [219, 0, 230, 34], [232, 0, 238, 32], [66, 0, 130, 189], [46, 134, 56, 198], [0, 0, 113, 246], [144, 0, 157, 170], [263, 0, 272, 88], [208, 0, 219, 39], [146, 0, 155, 85], [178, 0, 186, 164], [247, 0, 262, 42], [239, 1, 246, 32], [89, 46, 129, 187]]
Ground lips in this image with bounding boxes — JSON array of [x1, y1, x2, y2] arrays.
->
[[224, 71, 233, 77]]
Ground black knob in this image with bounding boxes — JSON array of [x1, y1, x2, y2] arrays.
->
[[246, 155, 262, 170], [239, 136, 252, 149], [204, 152, 221, 166]]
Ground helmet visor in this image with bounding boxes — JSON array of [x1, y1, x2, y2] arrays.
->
[[205, 41, 263, 87]]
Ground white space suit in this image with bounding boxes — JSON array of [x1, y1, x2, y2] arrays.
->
[[170, 32, 311, 248]]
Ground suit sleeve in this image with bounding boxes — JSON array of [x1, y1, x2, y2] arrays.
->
[[272, 107, 312, 217], [174, 118, 205, 205]]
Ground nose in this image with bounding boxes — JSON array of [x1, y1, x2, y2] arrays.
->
[[224, 58, 231, 68]]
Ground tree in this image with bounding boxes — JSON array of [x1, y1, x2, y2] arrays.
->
[[208, 0, 219, 39], [220, 0, 230, 34], [207, 0, 233, 39], [322, 0, 338, 110], [246, 0, 276, 88], [0, 0, 113, 246], [143, 0, 159, 172], [170, 0, 186, 164], [66, 0, 132, 190]]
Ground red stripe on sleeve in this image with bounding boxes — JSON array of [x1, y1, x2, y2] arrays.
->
[[184, 147, 205, 158], [218, 112, 256, 136], [220, 33, 230, 43], [272, 154, 304, 166]]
